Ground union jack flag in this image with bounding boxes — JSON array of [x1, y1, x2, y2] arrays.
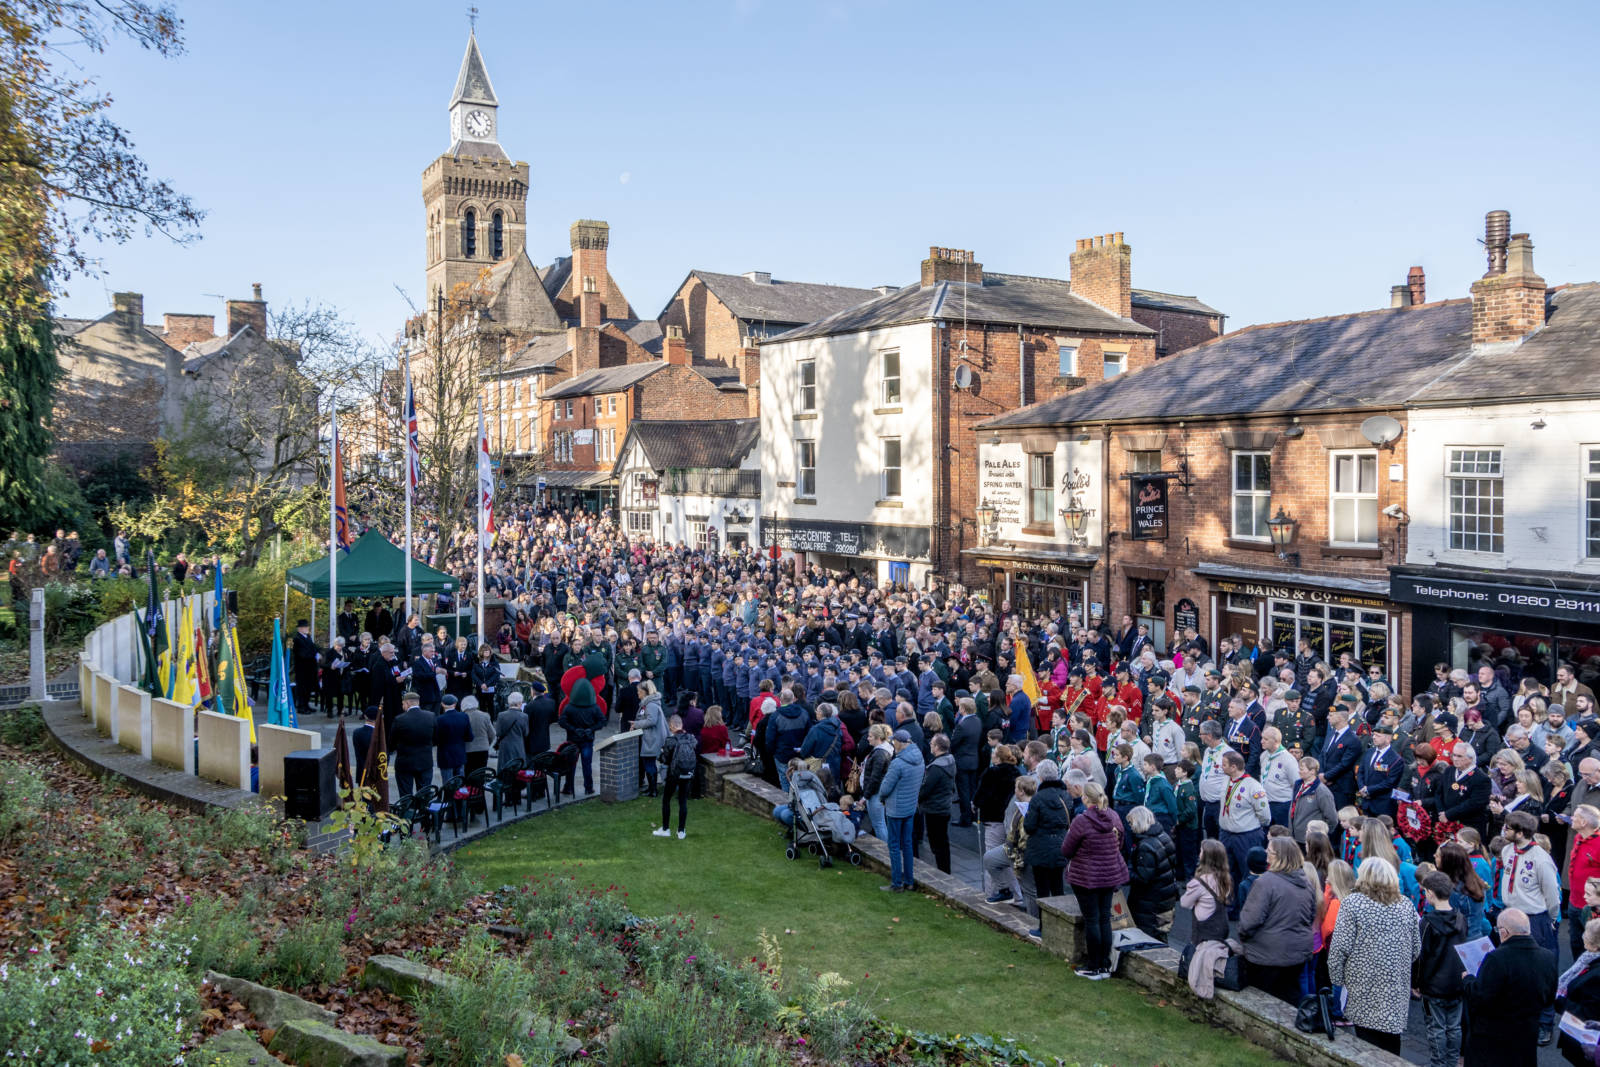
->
[[405, 359, 420, 489]]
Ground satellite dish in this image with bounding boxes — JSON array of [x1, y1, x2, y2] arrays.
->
[[953, 364, 974, 390], [1360, 415, 1403, 446]]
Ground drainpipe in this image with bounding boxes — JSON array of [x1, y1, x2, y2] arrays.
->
[[1017, 324, 1026, 406], [1102, 425, 1114, 628]]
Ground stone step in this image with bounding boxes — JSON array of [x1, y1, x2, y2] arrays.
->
[[268, 1018, 406, 1067], [197, 1027, 289, 1067], [360, 954, 459, 999], [204, 970, 337, 1030]]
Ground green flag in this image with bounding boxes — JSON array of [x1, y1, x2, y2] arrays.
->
[[136, 609, 162, 698]]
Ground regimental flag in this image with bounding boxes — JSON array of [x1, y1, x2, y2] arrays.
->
[[405, 357, 421, 490], [172, 598, 198, 707], [212, 556, 225, 631], [1014, 638, 1042, 706], [357, 710, 389, 814], [144, 549, 165, 651], [267, 618, 296, 728], [136, 609, 162, 698], [477, 400, 496, 545], [333, 719, 354, 797], [216, 620, 255, 743], [194, 618, 212, 705], [332, 412, 353, 552]]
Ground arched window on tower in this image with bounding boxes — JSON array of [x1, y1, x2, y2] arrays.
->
[[492, 211, 504, 260], [463, 209, 477, 259]]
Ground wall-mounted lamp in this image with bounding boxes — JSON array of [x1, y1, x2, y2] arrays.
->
[[1059, 498, 1090, 535], [1266, 506, 1300, 567]]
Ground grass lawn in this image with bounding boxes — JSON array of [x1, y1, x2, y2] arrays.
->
[[456, 796, 1281, 1067]]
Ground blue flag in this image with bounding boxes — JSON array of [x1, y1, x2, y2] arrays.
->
[[266, 618, 297, 728], [212, 557, 224, 631]]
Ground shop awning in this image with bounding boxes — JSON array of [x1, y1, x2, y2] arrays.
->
[[1191, 562, 1389, 599], [538, 469, 615, 489]]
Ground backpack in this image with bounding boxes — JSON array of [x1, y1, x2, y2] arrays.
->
[[667, 734, 698, 778]]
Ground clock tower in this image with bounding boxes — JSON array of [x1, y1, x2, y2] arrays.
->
[[423, 31, 531, 309]]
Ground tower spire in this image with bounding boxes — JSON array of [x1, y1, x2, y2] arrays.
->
[[450, 30, 498, 108]]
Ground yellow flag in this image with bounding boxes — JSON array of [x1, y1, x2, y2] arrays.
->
[[172, 600, 197, 706], [1014, 638, 1042, 705]]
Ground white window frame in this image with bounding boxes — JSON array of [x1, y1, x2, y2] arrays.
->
[[1028, 453, 1054, 527], [796, 439, 817, 498], [881, 437, 902, 500], [1231, 450, 1272, 541], [1447, 446, 1504, 553], [608, 395, 617, 415], [564, 400, 573, 419], [595, 397, 603, 416], [880, 349, 901, 407], [689, 519, 709, 551], [1586, 446, 1600, 560], [1057, 343, 1078, 377], [798, 360, 817, 413], [1329, 449, 1380, 547], [1102, 348, 1128, 378]]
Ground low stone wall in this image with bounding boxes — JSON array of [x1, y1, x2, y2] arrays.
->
[[150, 697, 193, 775], [198, 709, 251, 790], [596, 728, 641, 803], [257, 723, 321, 800], [115, 684, 151, 759], [709, 761, 1407, 1067]]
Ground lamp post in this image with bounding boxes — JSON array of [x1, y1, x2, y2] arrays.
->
[[1267, 506, 1300, 567]]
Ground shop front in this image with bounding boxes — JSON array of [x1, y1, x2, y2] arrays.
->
[[962, 546, 1098, 627], [762, 517, 932, 588], [1389, 566, 1600, 697], [1193, 563, 1404, 686]]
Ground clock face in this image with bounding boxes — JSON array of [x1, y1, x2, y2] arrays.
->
[[465, 110, 492, 138]]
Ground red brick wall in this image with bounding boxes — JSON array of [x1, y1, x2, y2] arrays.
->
[[1130, 307, 1223, 357], [1084, 414, 1412, 694], [658, 275, 747, 367], [936, 321, 1156, 578], [637, 365, 751, 421]]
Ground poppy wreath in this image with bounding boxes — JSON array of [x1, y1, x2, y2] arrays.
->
[[1397, 798, 1433, 843], [1432, 816, 1464, 845], [557, 663, 608, 718]]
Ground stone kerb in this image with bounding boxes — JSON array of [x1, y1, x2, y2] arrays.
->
[[115, 684, 152, 759], [697, 752, 745, 799], [596, 728, 641, 803], [93, 672, 116, 738], [150, 697, 194, 774], [197, 708, 250, 790], [257, 723, 321, 799]]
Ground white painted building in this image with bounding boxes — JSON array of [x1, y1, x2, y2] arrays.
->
[[1388, 229, 1600, 696], [613, 419, 761, 550]]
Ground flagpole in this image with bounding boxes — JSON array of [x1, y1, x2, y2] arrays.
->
[[476, 399, 486, 646], [404, 349, 414, 617], [329, 406, 339, 647]]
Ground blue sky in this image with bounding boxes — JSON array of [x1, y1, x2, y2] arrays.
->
[[55, 0, 1600, 345]]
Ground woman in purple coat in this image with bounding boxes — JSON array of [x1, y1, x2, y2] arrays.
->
[[1061, 782, 1129, 980]]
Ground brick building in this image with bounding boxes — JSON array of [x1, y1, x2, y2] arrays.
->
[[538, 324, 756, 508], [757, 235, 1221, 587], [658, 270, 885, 371]]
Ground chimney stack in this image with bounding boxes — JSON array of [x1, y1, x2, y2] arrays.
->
[[920, 247, 983, 289], [738, 337, 761, 417], [1470, 212, 1547, 345], [579, 275, 601, 329], [226, 285, 267, 338], [162, 312, 216, 348], [570, 220, 610, 319], [663, 324, 691, 367], [1069, 232, 1133, 318], [1408, 266, 1426, 306], [743, 271, 772, 285], [111, 292, 144, 325]]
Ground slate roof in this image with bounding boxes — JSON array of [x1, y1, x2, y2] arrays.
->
[[1408, 282, 1600, 404], [450, 33, 499, 106], [625, 418, 759, 470], [541, 361, 664, 400], [1131, 288, 1223, 317], [502, 333, 570, 373], [774, 272, 1153, 343], [981, 299, 1475, 429], [687, 270, 883, 327], [539, 256, 572, 299], [619, 319, 663, 351]]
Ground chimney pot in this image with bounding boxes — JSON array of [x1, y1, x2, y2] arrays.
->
[[1390, 285, 1410, 309], [1484, 209, 1511, 277], [252, 282, 263, 300], [1407, 266, 1425, 306]]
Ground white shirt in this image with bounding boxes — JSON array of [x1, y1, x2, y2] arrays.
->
[[1259, 747, 1299, 803], [1219, 773, 1271, 833], [1198, 742, 1236, 803]]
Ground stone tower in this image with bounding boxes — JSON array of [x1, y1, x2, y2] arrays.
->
[[422, 32, 529, 306]]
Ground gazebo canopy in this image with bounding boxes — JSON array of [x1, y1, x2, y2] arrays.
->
[[285, 531, 457, 599]]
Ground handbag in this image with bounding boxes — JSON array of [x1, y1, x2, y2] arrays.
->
[[1178, 942, 1242, 991], [1294, 988, 1337, 1039]]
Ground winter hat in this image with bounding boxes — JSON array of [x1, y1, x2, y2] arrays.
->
[[1247, 847, 1269, 875], [566, 678, 599, 713]]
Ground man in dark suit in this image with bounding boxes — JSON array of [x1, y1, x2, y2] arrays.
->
[[389, 692, 436, 798], [1114, 614, 1138, 662], [353, 704, 379, 770], [1223, 697, 1262, 778], [525, 678, 557, 758], [1356, 721, 1404, 818], [1319, 706, 1362, 809], [1127, 622, 1152, 663], [1463, 907, 1555, 1066], [950, 697, 983, 826], [1442, 744, 1493, 840], [411, 638, 443, 712], [373, 641, 408, 728], [433, 694, 472, 784], [1305, 666, 1336, 741], [291, 619, 320, 718]]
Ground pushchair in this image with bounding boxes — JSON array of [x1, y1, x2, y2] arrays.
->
[[784, 770, 863, 870]]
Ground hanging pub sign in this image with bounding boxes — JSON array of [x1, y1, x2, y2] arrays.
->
[[1129, 474, 1169, 541]]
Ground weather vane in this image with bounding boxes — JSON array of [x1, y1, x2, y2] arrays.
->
[[468, 5, 478, 31]]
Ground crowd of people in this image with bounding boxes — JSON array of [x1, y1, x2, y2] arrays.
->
[[78, 503, 1600, 1066]]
